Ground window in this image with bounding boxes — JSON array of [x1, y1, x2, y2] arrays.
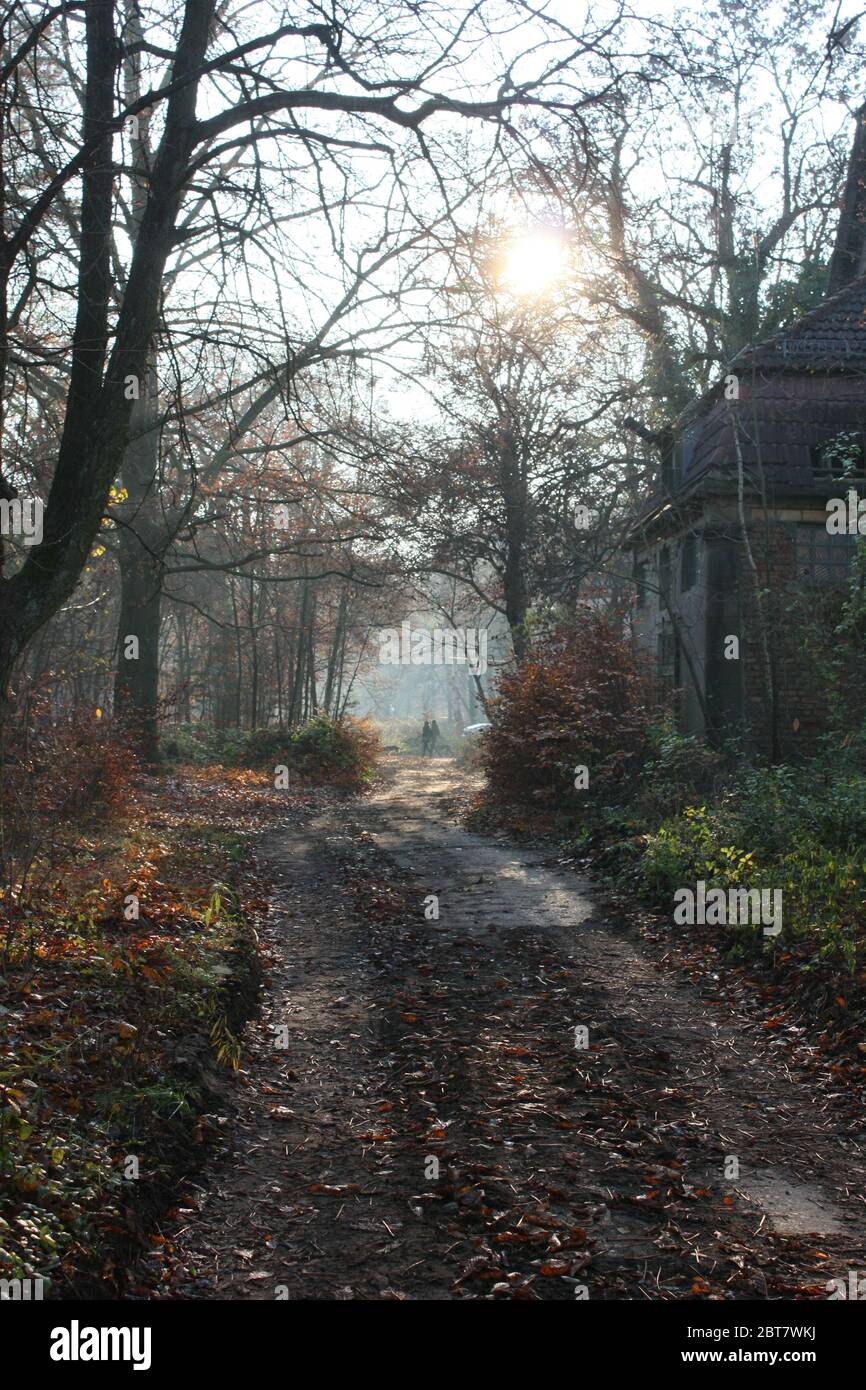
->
[[658, 626, 678, 690], [795, 523, 857, 586], [680, 535, 697, 592]]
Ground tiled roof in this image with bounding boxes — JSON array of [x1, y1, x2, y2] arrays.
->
[[627, 276, 866, 539], [729, 272, 866, 374]]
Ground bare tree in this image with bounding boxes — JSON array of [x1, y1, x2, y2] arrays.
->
[[0, 0, 624, 704]]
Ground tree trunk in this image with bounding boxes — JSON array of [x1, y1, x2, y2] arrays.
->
[[323, 586, 348, 715], [0, 1, 216, 694], [500, 436, 529, 661], [827, 102, 866, 296], [113, 528, 163, 762], [288, 579, 311, 724]]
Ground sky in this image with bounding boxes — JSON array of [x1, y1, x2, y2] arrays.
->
[[80, 0, 866, 448]]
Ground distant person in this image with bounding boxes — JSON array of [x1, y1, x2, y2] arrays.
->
[[421, 719, 432, 756], [430, 719, 441, 754]]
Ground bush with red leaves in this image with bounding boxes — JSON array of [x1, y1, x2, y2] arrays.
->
[[482, 613, 658, 806], [1, 697, 138, 896]]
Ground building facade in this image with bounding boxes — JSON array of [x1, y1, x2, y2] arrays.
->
[[629, 274, 866, 756]]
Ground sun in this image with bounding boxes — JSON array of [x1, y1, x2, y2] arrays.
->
[[499, 230, 567, 296]]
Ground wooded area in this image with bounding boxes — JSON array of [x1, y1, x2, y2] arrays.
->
[[2, 0, 866, 1348]]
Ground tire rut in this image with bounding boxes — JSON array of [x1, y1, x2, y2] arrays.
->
[[140, 758, 866, 1300]]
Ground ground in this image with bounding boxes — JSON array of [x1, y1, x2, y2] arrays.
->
[[134, 757, 866, 1301]]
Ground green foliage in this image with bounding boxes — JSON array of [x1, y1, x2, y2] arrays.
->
[[761, 257, 828, 334], [484, 659, 866, 976], [819, 430, 864, 479], [481, 616, 866, 975], [793, 540, 866, 753], [635, 721, 726, 820], [162, 716, 380, 786], [637, 762, 866, 966]]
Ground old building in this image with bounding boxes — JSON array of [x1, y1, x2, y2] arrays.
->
[[626, 102, 866, 757], [628, 272, 866, 756]]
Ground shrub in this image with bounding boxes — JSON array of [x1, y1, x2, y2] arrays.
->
[[373, 717, 425, 753], [454, 732, 485, 771], [482, 613, 657, 805], [279, 715, 380, 784], [637, 766, 866, 966], [1, 699, 137, 908], [161, 716, 379, 787], [636, 721, 726, 819]]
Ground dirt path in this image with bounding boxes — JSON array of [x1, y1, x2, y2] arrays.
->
[[140, 756, 866, 1301]]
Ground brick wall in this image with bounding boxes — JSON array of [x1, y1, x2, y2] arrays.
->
[[738, 515, 857, 757]]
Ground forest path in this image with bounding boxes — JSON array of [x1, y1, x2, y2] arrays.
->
[[142, 756, 866, 1300]]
